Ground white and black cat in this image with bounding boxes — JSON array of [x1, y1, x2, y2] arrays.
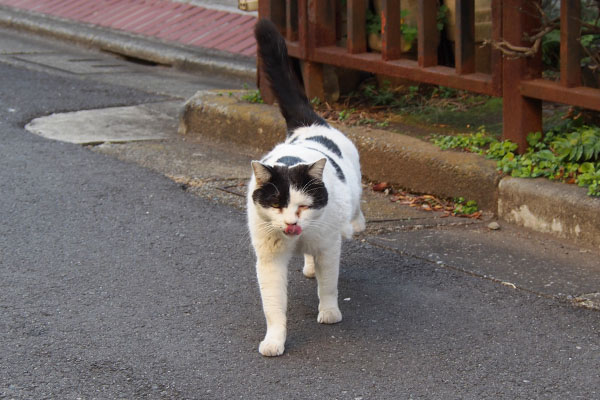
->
[[248, 19, 365, 357]]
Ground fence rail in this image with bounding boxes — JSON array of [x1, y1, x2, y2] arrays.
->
[[257, 0, 600, 152]]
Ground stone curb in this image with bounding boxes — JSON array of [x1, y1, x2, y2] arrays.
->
[[0, 6, 256, 81], [499, 177, 600, 249], [179, 90, 600, 250]]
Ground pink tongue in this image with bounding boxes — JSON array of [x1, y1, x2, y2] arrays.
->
[[285, 224, 302, 235]]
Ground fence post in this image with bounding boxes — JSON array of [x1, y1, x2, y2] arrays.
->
[[490, 0, 503, 95], [560, 0, 581, 88], [347, 0, 367, 54], [418, 0, 439, 67], [501, 0, 543, 153], [381, 0, 401, 61], [302, 0, 336, 101], [455, 0, 475, 74]]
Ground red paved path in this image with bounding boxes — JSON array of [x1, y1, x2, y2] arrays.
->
[[0, 0, 257, 57]]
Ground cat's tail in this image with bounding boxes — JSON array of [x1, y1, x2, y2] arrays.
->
[[254, 19, 328, 134]]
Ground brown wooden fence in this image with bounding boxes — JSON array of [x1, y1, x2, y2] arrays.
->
[[257, 0, 600, 152]]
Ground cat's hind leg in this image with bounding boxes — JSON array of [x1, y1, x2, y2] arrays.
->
[[314, 236, 343, 324], [302, 254, 315, 278], [351, 208, 366, 233]]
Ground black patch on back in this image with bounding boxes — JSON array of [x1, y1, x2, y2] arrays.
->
[[276, 156, 304, 166], [306, 136, 342, 158], [252, 164, 328, 209], [306, 147, 346, 182]]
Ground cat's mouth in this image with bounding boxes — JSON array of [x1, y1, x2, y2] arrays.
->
[[284, 224, 302, 236]]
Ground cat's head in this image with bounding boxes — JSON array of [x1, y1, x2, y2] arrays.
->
[[250, 158, 328, 237]]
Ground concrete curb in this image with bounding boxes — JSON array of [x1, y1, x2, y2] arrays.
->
[[180, 90, 600, 250], [499, 177, 600, 249], [0, 6, 256, 81]]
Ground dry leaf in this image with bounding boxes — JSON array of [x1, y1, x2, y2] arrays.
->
[[372, 182, 389, 192]]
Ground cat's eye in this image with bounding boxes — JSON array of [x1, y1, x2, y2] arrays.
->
[[271, 204, 280, 209], [298, 205, 309, 211]]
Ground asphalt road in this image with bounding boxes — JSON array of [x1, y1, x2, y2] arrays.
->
[[1, 30, 599, 399]]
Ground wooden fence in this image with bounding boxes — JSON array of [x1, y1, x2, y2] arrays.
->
[[257, 0, 600, 152]]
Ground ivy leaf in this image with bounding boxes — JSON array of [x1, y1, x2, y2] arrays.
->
[[527, 131, 542, 147]]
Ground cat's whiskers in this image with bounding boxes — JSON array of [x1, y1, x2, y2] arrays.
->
[[300, 178, 320, 193], [304, 218, 338, 232]]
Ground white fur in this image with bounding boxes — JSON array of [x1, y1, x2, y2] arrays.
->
[[247, 125, 364, 356]]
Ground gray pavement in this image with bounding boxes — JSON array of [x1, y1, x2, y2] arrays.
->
[[1, 16, 600, 400]]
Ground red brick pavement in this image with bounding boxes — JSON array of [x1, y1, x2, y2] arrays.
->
[[0, 0, 257, 57]]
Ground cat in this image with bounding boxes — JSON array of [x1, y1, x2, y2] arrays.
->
[[248, 19, 365, 357]]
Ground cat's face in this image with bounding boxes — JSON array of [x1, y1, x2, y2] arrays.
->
[[251, 159, 328, 237]]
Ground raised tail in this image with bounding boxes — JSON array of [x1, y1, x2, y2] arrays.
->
[[254, 19, 328, 134]]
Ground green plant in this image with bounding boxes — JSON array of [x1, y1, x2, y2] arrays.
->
[[551, 126, 600, 162], [241, 90, 263, 104], [431, 85, 459, 99], [431, 122, 600, 197], [453, 197, 479, 215], [577, 162, 600, 196], [366, 8, 381, 35], [362, 81, 397, 106], [338, 108, 355, 121], [400, 10, 417, 47], [431, 127, 497, 155], [541, 29, 560, 67], [436, 4, 448, 31]]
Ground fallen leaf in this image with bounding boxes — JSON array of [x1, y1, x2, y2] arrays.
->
[[372, 182, 389, 192]]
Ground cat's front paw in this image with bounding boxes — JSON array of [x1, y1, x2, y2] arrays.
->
[[302, 263, 315, 278], [317, 308, 342, 324], [259, 338, 285, 357]]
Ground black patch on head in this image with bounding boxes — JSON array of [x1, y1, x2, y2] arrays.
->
[[252, 164, 328, 209], [306, 147, 346, 182], [276, 156, 304, 166], [288, 164, 328, 209], [306, 136, 343, 158], [252, 165, 290, 209]]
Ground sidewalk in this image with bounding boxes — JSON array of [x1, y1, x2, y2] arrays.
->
[[0, 0, 257, 78], [1, 0, 599, 250]]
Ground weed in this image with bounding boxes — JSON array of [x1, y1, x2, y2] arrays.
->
[[241, 90, 264, 104], [338, 108, 355, 121], [363, 81, 397, 106], [431, 120, 600, 197], [359, 117, 377, 125], [453, 197, 479, 215], [431, 127, 498, 155]]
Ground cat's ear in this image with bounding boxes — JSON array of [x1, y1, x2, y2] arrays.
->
[[251, 161, 272, 186], [307, 158, 327, 180]]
